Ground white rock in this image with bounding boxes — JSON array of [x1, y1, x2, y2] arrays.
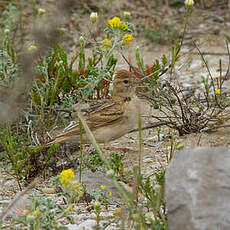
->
[[105, 225, 118, 230], [67, 219, 97, 230]]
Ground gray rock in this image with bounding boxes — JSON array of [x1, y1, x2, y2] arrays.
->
[[165, 147, 230, 230], [105, 225, 118, 230], [75, 170, 121, 201], [67, 219, 97, 230]]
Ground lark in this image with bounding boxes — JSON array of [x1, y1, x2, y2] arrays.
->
[[47, 69, 141, 145]]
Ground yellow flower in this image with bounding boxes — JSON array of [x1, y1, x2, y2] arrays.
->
[[28, 45, 37, 51], [108, 17, 121, 28], [65, 205, 74, 214], [101, 38, 112, 48], [59, 169, 75, 190], [184, 0, 194, 7], [100, 184, 106, 190], [122, 34, 133, 45], [25, 210, 31, 216], [32, 210, 40, 218], [114, 208, 121, 215], [119, 23, 128, 31], [215, 88, 221, 95], [38, 8, 46, 15], [108, 192, 112, 197]]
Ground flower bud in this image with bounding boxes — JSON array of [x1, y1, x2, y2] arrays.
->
[[184, 0, 194, 7], [4, 29, 10, 35], [123, 11, 131, 20], [153, 184, 161, 193], [38, 8, 46, 16], [78, 36, 84, 44], [101, 38, 112, 48], [132, 213, 140, 221], [94, 200, 101, 211], [58, 60, 64, 65], [26, 214, 36, 222], [90, 12, 98, 23], [32, 210, 40, 218], [28, 45, 37, 52], [133, 164, 139, 171], [176, 143, 185, 151], [106, 169, 115, 178], [58, 27, 67, 34]]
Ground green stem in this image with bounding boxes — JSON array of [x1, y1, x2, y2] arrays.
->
[[6, 123, 22, 190], [103, 36, 119, 69], [171, 6, 190, 74], [78, 111, 133, 207], [79, 118, 83, 183], [138, 111, 142, 176], [179, 7, 190, 52]]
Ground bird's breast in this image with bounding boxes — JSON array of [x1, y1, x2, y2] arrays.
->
[[92, 97, 140, 143], [125, 96, 140, 127]]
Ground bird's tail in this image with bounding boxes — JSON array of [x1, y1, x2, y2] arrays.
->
[[46, 135, 71, 147], [46, 124, 80, 147]]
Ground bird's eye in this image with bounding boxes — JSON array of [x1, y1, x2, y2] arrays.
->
[[123, 80, 129, 84]]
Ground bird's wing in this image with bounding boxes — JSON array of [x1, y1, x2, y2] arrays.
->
[[50, 99, 126, 140], [84, 99, 127, 129]]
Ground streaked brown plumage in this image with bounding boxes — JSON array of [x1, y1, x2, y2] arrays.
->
[[47, 69, 140, 145]]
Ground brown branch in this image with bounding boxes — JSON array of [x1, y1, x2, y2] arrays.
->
[[120, 52, 144, 77], [129, 121, 170, 133], [181, 52, 230, 56]]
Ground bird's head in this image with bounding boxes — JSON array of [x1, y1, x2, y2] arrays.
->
[[112, 70, 138, 100]]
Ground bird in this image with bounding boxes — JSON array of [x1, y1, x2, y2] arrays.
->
[[46, 69, 141, 146]]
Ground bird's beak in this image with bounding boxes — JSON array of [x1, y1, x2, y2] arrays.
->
[[134, 78, 142, 85], [134, 78, 147, 86], [140, 75, 151, 82]]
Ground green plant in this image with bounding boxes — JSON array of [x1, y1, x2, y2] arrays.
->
[[0, 125, 29, 189], [57, 169, 84, 204], [93, 200, 101, 229], [136, 3, 230, 136], [10, 193, 72, 230], [0, 49, 18, 85], [137, 171, 167, 229], [1, 1, 219, 229], [0, 4, 19, 87], [84, 150, 104, 172], [139, 41, 230, 135], [144, 25, 179, 45], [0, 3, 18, 47], [0, 122, 59, 183], [108, 152, 124, 176], [78, 104, 167, 229], [0, 8, 137, 182]]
